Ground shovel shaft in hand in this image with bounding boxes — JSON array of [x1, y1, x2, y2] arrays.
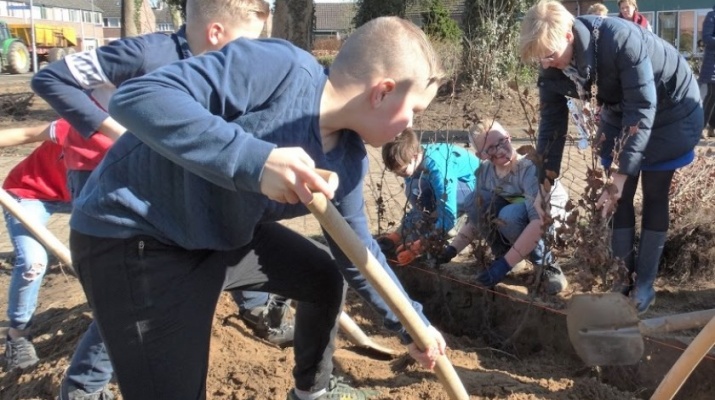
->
[[650, 315, 715, 400], [0, 188, 73, 267], [306, 190, 469, 400]]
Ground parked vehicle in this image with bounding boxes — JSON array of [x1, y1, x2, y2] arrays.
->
[[0, 21, 30, 74], [8, 23, 78, 70]]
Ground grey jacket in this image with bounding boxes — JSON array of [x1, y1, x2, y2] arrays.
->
[[537, 16, 701, 177]]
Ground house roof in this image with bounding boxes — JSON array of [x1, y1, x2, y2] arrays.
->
[[153, 5, 174, 24], [406, 0, 465, 16], [93, 0, 120, 18], [17, 0, 104, 12], [314, 3, 357, 31]]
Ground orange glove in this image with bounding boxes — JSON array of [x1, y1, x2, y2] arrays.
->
[[396, 240, 423, 266]]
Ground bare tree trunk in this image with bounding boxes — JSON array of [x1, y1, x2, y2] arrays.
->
[[122, 0, 139, 38], [272, 0, 314, 51]]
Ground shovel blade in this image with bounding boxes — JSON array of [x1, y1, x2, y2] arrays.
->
[[567, 293, 645, 366]]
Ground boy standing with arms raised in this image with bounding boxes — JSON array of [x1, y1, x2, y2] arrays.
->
[[67, 16, 446, 400]]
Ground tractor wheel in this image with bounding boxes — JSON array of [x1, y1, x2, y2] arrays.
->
[[6, 41, 30, 74], [48, 47, 67, 62], [65, 47, 77, 55]]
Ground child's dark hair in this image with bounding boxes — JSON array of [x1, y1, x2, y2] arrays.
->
[[381, 128, 421, 171]]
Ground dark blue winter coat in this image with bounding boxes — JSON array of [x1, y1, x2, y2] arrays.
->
[[699, 8, 715, 85], [537, 16, 702, 178]]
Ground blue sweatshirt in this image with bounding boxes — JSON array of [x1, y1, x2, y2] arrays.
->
[[69, 38, 428, 341], [32, 27, 193, 139], [405, 144, 479, 232]]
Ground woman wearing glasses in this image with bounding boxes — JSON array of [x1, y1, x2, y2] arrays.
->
[[520, 1, 702, 313]]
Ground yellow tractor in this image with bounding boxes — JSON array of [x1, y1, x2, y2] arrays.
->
[[8, 22, 78, 70]]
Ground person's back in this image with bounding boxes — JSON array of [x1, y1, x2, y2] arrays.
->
[[699, 6, 715, 138]]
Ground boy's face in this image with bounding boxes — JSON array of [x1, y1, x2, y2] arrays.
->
[[393, 155, 418, 178], [360, 82, 438, 147], [478, 129, 514, 165]]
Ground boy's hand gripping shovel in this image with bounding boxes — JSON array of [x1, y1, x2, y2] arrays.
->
[[567, 293, 715, 366], [308, 170, 469, 400]]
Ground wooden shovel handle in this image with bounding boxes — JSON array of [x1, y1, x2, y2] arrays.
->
[[0, 188, 73, 267], [640, 309, 715, 336], [306, 173, 469, 400], [650, 315, 715, 400]]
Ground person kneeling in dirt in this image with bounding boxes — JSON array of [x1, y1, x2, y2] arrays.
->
[[437, 119, 569, 295], [379, 128, 480, 266]]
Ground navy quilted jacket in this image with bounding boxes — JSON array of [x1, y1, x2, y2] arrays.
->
[[537, 16, 700, 177], [699, 8, 715, 85]]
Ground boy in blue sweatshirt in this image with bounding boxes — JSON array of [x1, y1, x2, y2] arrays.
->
[[380, 128, 479, 266], [66, 16, 445, 400], [31, 1, 276, 399]]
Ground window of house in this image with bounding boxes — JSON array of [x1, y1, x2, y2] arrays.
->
[[679, 11, 696, 56], [7, 1, 29, 18], [0, 2, 8, 17], [157, 23, 173, 31], [61, 9, 70, 21], [103, 17, 120, 27], [658, 11, 678, 48]]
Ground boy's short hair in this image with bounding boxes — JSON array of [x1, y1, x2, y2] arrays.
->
[[382, 128, 422, 172], [519, 0, 575, 63], [331, 17, 444, 91], [587, 3, 609, 16], [187, 0, 270, 24], [469, 118, 507, 154]]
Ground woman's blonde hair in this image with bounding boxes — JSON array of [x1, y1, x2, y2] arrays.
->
[[587, 3, 609, 16], [519, 0, 575, 63]]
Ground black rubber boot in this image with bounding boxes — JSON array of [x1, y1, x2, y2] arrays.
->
[[631, 230, 667, 314], [611, 227, 635, 295]]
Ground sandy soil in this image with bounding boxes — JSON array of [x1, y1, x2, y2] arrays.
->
[[0, 79, 714, 400]]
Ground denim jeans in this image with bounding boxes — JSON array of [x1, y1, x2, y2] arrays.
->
[[4, 198, 71, 331], [231, 290, 269, 311], [476, 191, 551, 266], [70, 222, 345, 399]]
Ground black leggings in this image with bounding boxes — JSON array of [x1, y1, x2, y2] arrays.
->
[[612, 170, 675, 232]]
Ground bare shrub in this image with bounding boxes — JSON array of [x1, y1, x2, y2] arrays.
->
[[0, 92, 35, 119], [312, 37, 342, 52], [660, 150, 715, 282]]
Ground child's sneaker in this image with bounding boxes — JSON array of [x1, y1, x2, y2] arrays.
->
[[541, 264, 568, 295], [4, 335, 39, 370], [58, 379, 115, 400], [286, 376, 378, 399]]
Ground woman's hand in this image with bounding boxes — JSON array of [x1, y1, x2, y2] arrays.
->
[[597, 172, 627, 218]]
